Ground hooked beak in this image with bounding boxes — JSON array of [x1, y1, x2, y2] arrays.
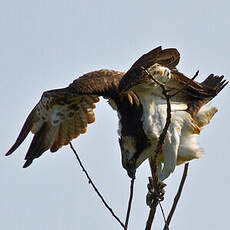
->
[[122, 151, 137, 179], [126, 162, 136, 179]]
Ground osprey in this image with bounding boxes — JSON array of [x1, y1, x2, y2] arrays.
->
[[6, 46, 228, 180]]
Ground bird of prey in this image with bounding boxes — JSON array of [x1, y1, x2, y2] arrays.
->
[[6, 46, 228, 181]]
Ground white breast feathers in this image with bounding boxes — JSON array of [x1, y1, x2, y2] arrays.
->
[[136, 92, 217, 181]]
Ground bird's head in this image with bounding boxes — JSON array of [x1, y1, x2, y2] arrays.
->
[[119, 136, 137, 179], [119, 136, 151, 179]]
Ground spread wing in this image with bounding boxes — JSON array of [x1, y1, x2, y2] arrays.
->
[[6, 69, 125, 167], [119, 46, 228, 113], [168, 71, 228, 113]]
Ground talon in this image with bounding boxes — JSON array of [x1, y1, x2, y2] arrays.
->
[[146, 192, 153, 207], [158, 181, 167, 190], [146, 177, 167, 207], [147, 176, 154, 192]]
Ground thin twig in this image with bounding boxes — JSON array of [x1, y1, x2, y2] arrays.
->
[[159, 202, 167, 225], [125, 178, 135, 228], [163, 163, 189, 230], [69, 142, 127, 230]]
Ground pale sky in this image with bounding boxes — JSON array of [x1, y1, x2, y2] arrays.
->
[[1, 0, 230, 229]]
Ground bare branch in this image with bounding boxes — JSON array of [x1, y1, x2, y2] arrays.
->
[[159, 202, 167, 224], [69, 143, 127, 230], [125, 178, 135, 229], [145, 205, 158, 230], [163, 163, 189, 230]]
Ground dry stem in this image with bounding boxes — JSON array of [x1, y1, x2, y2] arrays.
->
[[69, 143, 127, 230], [163, 163, 189, 230], [125, 178, 135, 228]]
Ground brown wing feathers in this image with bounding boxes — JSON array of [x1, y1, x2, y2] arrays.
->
[[26, 94, 99, 167], [69, 69, 124, 97], [169, 71, 228, 106], [127, 46, 180, 73], [162, 70, 228, 116], [118, 46, 180, 92], [23, 122, 57, 168], [6, 107, 38, 156], [5, 70, 124, 167], [201, 74, 228, 94], [119, 46, 228, 105]]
